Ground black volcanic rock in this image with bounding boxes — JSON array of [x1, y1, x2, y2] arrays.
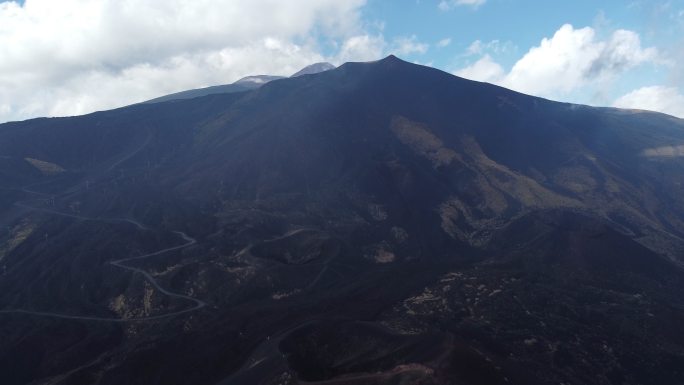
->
[[1, 55, 684, 385]]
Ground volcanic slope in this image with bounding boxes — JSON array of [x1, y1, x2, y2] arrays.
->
[[0, 55, 683, 385]]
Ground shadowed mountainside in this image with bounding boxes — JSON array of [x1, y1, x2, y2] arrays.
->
[[1, 55, 683, 385]]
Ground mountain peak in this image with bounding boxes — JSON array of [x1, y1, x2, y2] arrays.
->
[[376, 54, 409, 66], [290, 62, 336, 77], [357, 54, 414, 71]]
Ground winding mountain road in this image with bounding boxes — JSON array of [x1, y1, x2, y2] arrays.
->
[[0, 190, 207, 322]]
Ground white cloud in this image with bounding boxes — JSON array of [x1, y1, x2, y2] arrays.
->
[[454, 24, 660, 98], [466, 40, 483, 55], [613, 86, 684, 118], [438, 0, 486, 10], [454, 54, 504, 83], [335, 34, 386, 63], [505, 24, 657, 96], [390, 35, 428, 56], [0, 0, 370, 123], [32, 40, 329, 118], [437, 38, 451, 48]]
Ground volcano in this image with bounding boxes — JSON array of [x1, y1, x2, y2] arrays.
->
[[1, 55, 683, 385]]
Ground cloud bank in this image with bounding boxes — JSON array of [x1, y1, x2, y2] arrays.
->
[[0, 0, 378, 123]]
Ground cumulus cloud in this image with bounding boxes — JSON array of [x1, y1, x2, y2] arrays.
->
[[335, 34, 386, 63], [454, 55, 504, 83], [613, 86, 684, 118], [455, 24, 659, 98], [438, 0, 486, 11], [0, 0, 373, 123]]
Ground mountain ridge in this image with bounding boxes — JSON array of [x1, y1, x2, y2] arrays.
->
[[142, 61, 337, 105]]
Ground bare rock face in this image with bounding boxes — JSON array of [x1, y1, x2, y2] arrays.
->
[[1, 55, 684, 385]]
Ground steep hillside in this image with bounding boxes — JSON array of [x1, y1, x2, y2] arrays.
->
[[1, 55, 683, 385]]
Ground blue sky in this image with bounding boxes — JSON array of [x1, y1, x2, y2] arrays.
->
[[365, 0, 651, 68], [0, 0, 683, 122], [355, 0, 684, 114]]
